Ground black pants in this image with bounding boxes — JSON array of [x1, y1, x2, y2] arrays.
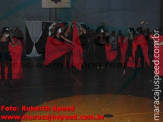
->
[[96, 44, 106, 67], [124, 48, 132, 69], [135, 45, 144, 68], [1, 61, 12, 80], [123, 40, 132, 69]]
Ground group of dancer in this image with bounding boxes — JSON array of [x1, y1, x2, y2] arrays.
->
[[0, 21, 162, 86], [0, 27, 24, 86], [44, 21, 163, 78]]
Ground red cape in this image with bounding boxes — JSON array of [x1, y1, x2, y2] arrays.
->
[[132, 34, 150, 68], [105, 44, 117, 62], [70, 21, 83, 71], [44, 36, 73, 65], [0, 37, 24, 80]]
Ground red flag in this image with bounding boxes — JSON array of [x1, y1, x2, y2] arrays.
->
[[105, 44, 117, 62], [44, 36, 73, 65], [71, 21, 83, 71]]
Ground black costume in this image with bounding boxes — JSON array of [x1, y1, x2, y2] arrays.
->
[[124, 39, 133, 68], [95, 37, 106, 68], [0, 41, 12, 80]]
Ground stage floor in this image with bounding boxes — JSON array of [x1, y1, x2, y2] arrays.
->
[[0, 57, 162, 122], [22, 94, 163, 122]]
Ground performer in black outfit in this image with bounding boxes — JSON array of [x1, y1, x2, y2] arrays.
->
[[63, 23, 73, 70], [95, 28, 107, 69], [52, 25, 73, 69], [0, 27, 12, 85], [134, 27, 145, 70], [78, 23, 87, 62], [123, 28, 136, 75]]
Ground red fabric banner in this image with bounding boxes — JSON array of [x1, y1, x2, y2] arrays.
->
[[44, 36, 73, 65]]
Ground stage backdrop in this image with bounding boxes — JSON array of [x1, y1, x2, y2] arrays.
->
[[25, 21, 53, 57]]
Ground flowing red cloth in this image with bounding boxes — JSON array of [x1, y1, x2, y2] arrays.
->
[[118, 37, 128, 66], [9, 38, 24, 79], [70, 21, 83, 71], [132, 34, 150, 68], [44, 36, 73, 65], [105, 44, 117, 62], [0, 38, 24, 80]]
